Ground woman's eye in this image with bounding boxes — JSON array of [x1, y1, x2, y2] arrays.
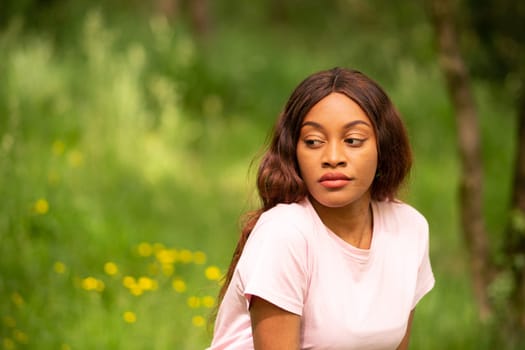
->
[[345, 138, 365, 146], [304, 139, 323, 147]]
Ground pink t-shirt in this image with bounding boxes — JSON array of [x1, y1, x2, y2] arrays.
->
[[208, 199, 434, 350]]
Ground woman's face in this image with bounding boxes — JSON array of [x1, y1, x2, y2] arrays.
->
[[296, 92, 378, 209]]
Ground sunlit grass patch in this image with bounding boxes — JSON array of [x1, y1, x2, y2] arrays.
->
[[1, 242, 223, 349]]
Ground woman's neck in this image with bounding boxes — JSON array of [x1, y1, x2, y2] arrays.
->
[[310, 195, 373, 249]]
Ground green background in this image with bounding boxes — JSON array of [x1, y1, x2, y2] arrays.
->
[[0, 1, 517, 349]]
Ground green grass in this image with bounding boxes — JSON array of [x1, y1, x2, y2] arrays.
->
[[0, 7, 518, 349]]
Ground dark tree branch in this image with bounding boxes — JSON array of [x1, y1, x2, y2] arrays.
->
[[506, 91, 525, 332], [425, 0, 493, 320]]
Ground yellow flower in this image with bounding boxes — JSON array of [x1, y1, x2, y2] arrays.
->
[[193, 251, 207, 265], [202, 295, 216, 308], [2, 316, 16, 328], [67, 149, 84, 167], [3, 337, 15, 350], [104, 262, 119, 276], [81, 277, 105, 292], [13, 329, 28, 344], [52, 140, 65, 155], [156, 248, 177, 264], [138, 276, 158, 291], [130, 286, 143, 296], [137, 242, 153, 257], [204, 266, 222, 281], [172, 278, 187, 293], [187, 296, 201, 308], [96, 280, 105, 292], [123, 311, 137, 323], [192, 315, 205, 327], [179, 249, 193, 263], [11, 293, 24, 307], [34, 198, 49, 215], [82, 277, 97, 290], [54, 261, 66, 274], [123, 276, 136, 289]]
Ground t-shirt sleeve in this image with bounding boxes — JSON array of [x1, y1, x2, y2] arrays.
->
[[237, 212, 309, 316], [412, 218, 435, 309]]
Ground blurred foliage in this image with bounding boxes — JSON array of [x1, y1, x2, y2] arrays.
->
[[0, 0, 521, 349], [464, 0, 525, 86]]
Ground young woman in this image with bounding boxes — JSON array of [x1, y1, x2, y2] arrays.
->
[[207, 67, 435, 350]]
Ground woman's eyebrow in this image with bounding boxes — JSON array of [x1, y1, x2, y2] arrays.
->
[[301, 121, 325, 130], [301, 120, 372, 130]]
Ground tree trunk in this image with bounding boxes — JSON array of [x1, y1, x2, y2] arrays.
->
[[152, 0, 211, 38], [153, 0, 179, 19], [189, 0, 211, 38], [505, 91, 525, 334], [425, 0, 493, 320]]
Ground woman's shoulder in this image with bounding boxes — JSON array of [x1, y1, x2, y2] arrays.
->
[[258, 200, 313, 226], [250, 200, 316, 241], [375, 200, 428, 232], [243, 200, 314, 256]]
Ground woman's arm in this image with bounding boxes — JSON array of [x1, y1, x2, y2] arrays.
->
[[396, 309, 415, 350], [250, 296, 301, 350]]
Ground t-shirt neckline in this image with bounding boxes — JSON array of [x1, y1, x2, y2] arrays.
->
[[304, 198, 380, 265]]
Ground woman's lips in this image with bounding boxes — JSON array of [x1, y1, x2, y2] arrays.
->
[[318, 173, 352, 188]]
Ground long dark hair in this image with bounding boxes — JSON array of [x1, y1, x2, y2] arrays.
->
[[216, 67, 412, 305]]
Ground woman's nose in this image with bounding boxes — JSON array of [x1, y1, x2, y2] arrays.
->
[[322, 142, 347, 168]]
